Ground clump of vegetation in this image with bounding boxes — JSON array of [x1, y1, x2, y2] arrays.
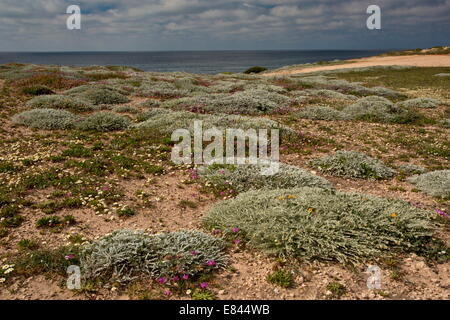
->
[[198, 162, 333, 194], [407, 170, 450, 198], [439, 119, 450, 128], [267, 269, 293, 288], [26, 95, 94, 112], [21, 85, 55, 96], [343, 96, 418, 123], [76, 112, 131, 132], [296, 105, 350, 121], [112, 105, 139, 114], [309, 150, 395, 180], [140, 99, 161, 108], [67, 85, 130, 105], [133, 109, 295, 137], [326, 282, 347, 299], [396, 98, 442, 109], [203, 187, 441, 265], [396, 163, 427, 176], [244, 66, 267, 74], [80, 229, 228, 283], [163, 90, 291, 115], [12, 108, 80, 130]]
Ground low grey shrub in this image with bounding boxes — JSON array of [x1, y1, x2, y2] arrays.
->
[[140, 99, 162, 108], [162, 90, 291, 115], [203, 187, 436, 264], [112, 105, 139, 114], [407, 170, 450, 198], [26, 95, 94, 112], [12, 108, 80, 130], [309, 150, 395, 180], [133, 109, 295, 137], [80, 229, 228, 283], [198, 162, 333, 194], [67, 85, 130, 105], [439, 119, 450, 128], [396, 163, 427, 175], [396, 98, 442, 109], [343, 96, 415, 123], [296, 106, 350, 121], [76, 112, 131, 132]]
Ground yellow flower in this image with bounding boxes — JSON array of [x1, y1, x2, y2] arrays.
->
[[391, 213, 397, 218], [287, 195, 296, 199], [308, 208, 314, 213], [277, 196, 285, 201]]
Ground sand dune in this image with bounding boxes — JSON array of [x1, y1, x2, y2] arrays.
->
[[264, 54, 450, 76]]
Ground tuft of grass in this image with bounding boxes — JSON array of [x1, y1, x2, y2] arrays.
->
[[266, 269, 294, 288], [326, 282, 347, 299]]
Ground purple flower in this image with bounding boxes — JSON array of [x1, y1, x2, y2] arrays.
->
[[207, 260, 216, 267], [212, 229, 222, 234], [64, 254, 75, 260], [231, 227, 240, 233], [172, 276, 180, 282], [199, 282, 208, 289], [158, 277, 167, 284], [233, 239, 241, 245], [182, 274, 189, 280], [191, 250, 198, 255], [436, 209, 450, 220]]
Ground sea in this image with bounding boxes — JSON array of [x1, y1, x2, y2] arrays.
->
[[0, 50, 389, 74]]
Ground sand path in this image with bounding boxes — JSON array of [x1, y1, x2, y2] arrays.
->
[[263, 54, 450, 76]]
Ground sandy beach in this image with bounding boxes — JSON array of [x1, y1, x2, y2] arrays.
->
[[264, 54, 450, 76]]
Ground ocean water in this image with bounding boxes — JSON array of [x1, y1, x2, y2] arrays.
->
[[0, 50, 388, 74]]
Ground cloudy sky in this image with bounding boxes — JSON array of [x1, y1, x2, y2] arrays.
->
[[0, 0, 449, 51]]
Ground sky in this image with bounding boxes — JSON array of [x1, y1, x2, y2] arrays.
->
[[0, 0, 449, 51]]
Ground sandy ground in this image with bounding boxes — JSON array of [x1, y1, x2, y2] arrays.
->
[[264, 54, 450, 76]]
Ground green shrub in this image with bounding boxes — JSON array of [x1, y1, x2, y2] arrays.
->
[[198, 162, 333, 194], [244, 66, 268, 74], [76, 112, 131, 132], [396, 97, 442, 109], [12, 108, 80, 130], [140, 99, 161, 108], [203, 187, 438, 264], [407, 170, 450, 198], [36, 216, 62, 228], [26, 95, 93, 112], [438, 119, 450, 128], [296, 106, 350, 121], [267, 269, 293, 288], [80, 230, 228, 283]]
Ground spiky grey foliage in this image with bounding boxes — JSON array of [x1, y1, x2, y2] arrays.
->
[[140, 99, 162, 108], [76, 112, 131, 132], [343, 96, 413, 123], [309, 150, 395, 180], [396, 163, 427, 175], [407, 170, 450, 198], [396, 98, 442, 109], [203, 187, 436, 264], [80, 229, 228, 283], [12, 108, 80, 130], [162, 90, 291, 115], [112, 105, 139, 114], [198, 162, 333, 193], [133, 109, 296, 137], [300, 89, 358, 100], [66, 85, 130, 105], [296, 106, 351, 121], [26, 95, 94, 112]]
